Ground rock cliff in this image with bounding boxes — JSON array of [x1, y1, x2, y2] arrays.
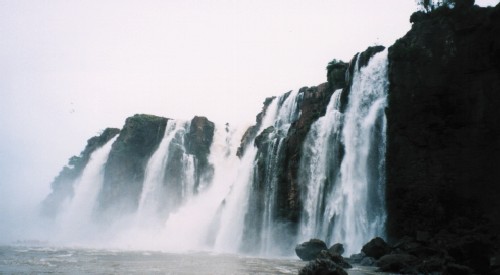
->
[[98, 114, 168, 214], [386, 3, 500, 272]]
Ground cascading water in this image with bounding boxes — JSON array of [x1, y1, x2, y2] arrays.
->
[[334, 50, 388, 254], [298, 50, 388, 255], [43, 49, 388, 257], [242, 90, 303, 256], [136, 120, 186, 222], [159, 123, 244, 251], [211, 99, 281, 253], [298, 88, 343, 242], [55, 136, 117, 243]]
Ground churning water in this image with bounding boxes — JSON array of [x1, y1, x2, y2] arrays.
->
[[0, 245, 384, 274]]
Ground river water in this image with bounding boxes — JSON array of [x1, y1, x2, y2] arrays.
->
[[0, 245, 381, 274]]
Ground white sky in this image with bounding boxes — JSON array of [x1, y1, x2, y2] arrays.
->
[[0, 0, 498, 238]]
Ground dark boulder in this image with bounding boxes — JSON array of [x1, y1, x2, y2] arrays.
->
[[298, 258, 348, 275], [359, 257, 376, 267], [316, 250, 352, 269], [376, 253, 419, 273], [361, 237, 391, 260], [328, 243, 344, 256], [295, 239, 328, 261], [346, 252, 365, 264]]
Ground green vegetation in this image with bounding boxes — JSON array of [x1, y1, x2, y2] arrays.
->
[[417, 0, 475, 12]]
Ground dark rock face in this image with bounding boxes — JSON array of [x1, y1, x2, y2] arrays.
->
[[185, 116, 215, 191], [237, 96, 276, 158], [98, 114, 168, 215], [41, 128, 120, 217], [295, 239, 328, 261], [376, 253, 419, 273], [361, 237, 391, 260], [386, 3, 500, 272], [339, 45, 385, 113]]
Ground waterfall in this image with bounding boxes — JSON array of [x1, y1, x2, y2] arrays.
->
[[159, 123, 244, 251], [44, 50, 388, 257], [335, 50, 388, 254], [298, 88, 343, 242], [242, 90, 303, 255], [298, 50, 388, 255], [56, 136, 117, 243], [212, 97, 282, 253], [137, 120, 194, 226]]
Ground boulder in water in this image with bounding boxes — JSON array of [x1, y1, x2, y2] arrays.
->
[[298, 258, 348, 275], [328, 243, 344, 256], [295, 239, 328, 261], [359, 256, 376, 266], [317, 250, 352, 269], [361, 237, 391, 260]]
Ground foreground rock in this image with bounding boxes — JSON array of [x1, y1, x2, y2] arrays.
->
[[317, 250, 352, 269], [328, 243, 344, 256], [376, 254, 419, 273], [295, 239, 328, 261], [361, 237, 391, 260], [298, 259, 348, 275], [345, 235, 498, 274], [296, 240, 351, 275]]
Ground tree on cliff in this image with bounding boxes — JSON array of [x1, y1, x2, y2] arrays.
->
[[417, 0, 474, 12]]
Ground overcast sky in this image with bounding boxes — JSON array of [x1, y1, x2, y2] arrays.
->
[[0, 0, 498, 241]]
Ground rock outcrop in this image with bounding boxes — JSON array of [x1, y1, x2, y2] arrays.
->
[[185, 116, 215, 191], [98, 114, 168, 214]]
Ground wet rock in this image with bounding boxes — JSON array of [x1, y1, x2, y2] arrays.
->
[[415, 257, 446, 274], [185, 116, 215, 190], [295, 239, 328, 261], [99, 114, 168, 213], [346, 252, 365, 264], [359, 256, 376, 267], [376, 253, 419, 273], [328, 243, 344, 256], [361, 237, 391, 260], [298, 258, 348, 275], [316, 250, 352, 269]]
